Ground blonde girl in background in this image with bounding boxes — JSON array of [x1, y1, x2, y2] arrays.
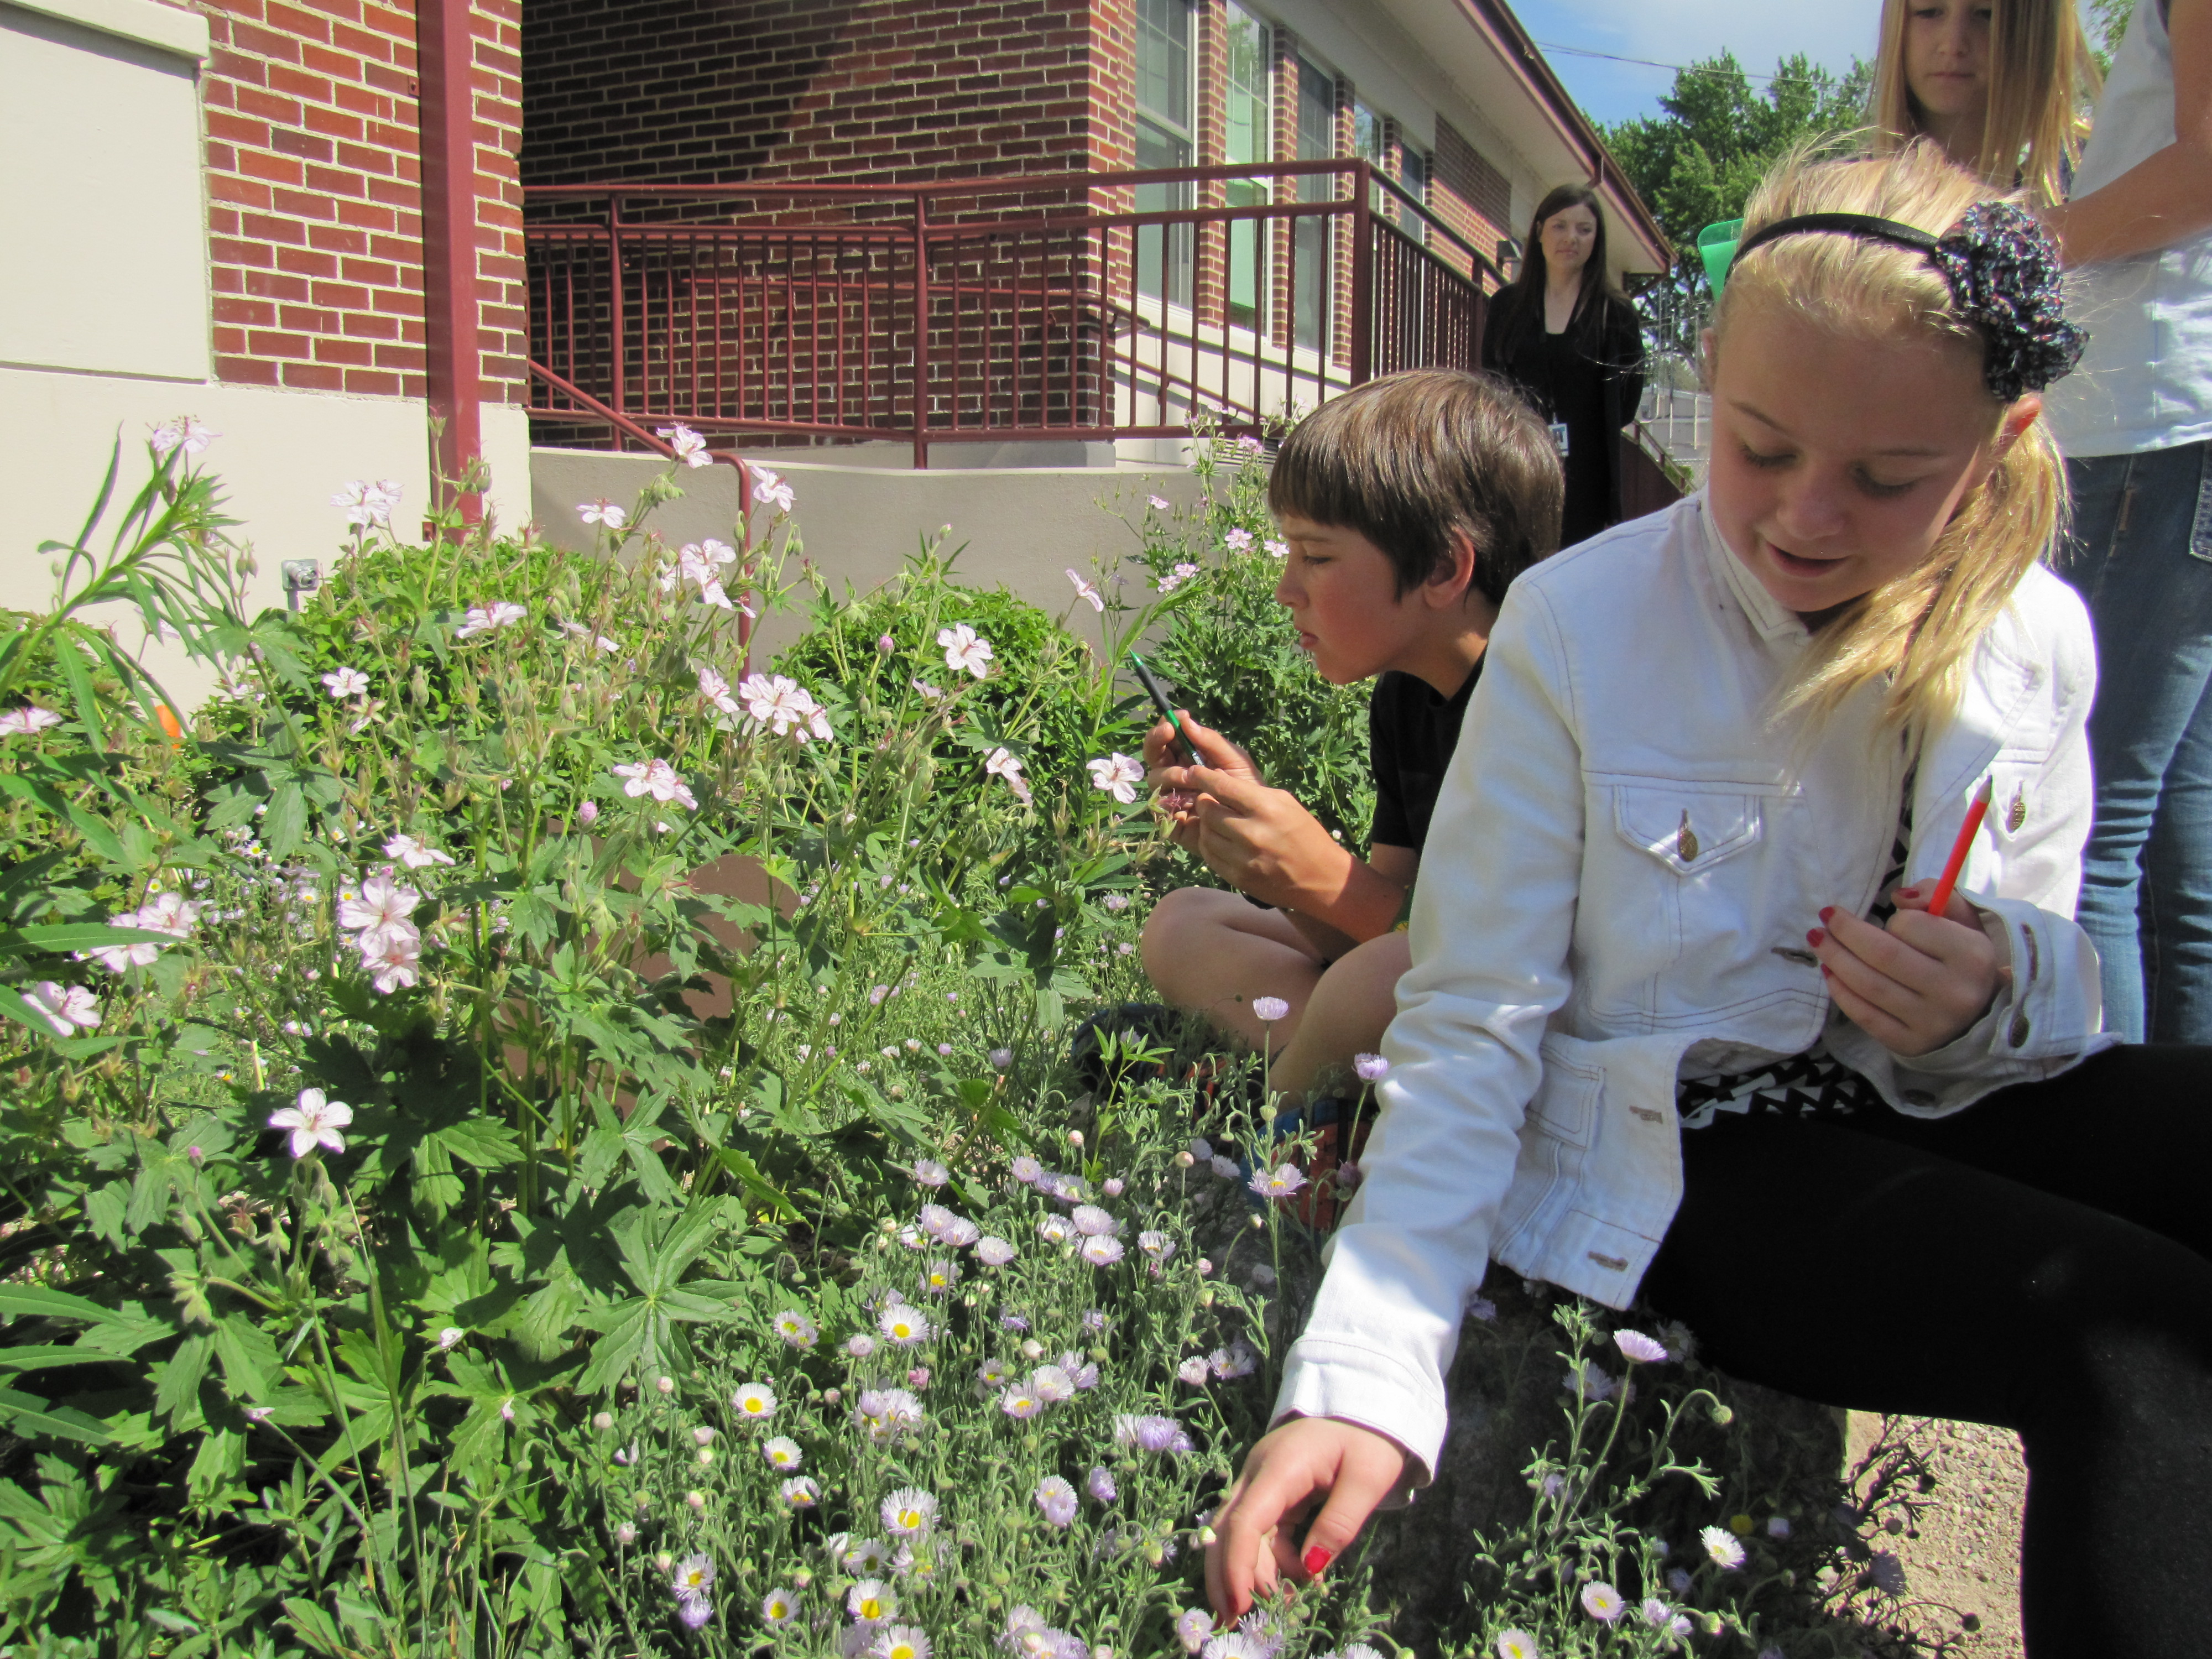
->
[[1871, 0, 2100, 199], [1206, 143, 2212, 1655]]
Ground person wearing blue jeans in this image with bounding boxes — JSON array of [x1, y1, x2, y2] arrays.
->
[[2060, 442, 2212, 1039], [2043, 0, 2212, 1040]]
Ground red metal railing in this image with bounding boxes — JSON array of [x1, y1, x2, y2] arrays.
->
[[523, 162, 1501, 466]]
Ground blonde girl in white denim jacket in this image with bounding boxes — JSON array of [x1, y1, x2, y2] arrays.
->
[[1207, 144, 2212, 1655]]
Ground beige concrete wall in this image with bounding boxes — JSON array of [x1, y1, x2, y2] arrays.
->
[[2, 367, 534, 706], [530, 448, 1209, 664], [0, 0, 211, 382]]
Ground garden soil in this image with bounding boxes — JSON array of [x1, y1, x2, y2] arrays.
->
[[1847, 1413, 2028, 1657]]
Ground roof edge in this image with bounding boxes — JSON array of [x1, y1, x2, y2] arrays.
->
[[1448, 0, 1673, 270]]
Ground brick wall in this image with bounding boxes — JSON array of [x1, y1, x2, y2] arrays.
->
[[1432, 116, 1511, 278], [199, 0, 524, 401], [520, 0, 1119, 195]]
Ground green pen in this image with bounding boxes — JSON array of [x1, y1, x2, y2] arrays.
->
[[1126, 651, 1190, 765]]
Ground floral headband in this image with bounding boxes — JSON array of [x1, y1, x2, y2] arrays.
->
[[1699, 204, 2086, 403]]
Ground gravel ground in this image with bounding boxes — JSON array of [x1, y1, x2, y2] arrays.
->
[[1846, 1413, 2028, 1657]]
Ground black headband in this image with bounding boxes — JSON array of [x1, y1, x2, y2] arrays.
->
[[1730, 204, 2085, 402]]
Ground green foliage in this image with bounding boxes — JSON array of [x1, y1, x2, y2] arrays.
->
[[0, 435, 1944, 1657], [2088, 0, 2133, 74], [1603, 53, 1875, 358]]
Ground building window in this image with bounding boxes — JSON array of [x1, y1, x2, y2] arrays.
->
[[1293, 54, 1334, 350], [1135, 0, 1196, 308], [1223, 0, 1270, 327], [1399, 145, 1428, 246]]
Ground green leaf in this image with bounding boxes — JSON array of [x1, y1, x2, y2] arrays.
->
[[0, 1386, 113, 1446], [153, 1333, 213, 1425], [279, 1596, 351, 1657], [211, 1314, 280, 1401], [0, 923, 176, 955], [716, 1147, 800, 1223], [429, 1117, 520, 1169], [0, 1285, 124, 1326]]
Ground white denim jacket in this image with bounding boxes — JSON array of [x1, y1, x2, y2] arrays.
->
[[1272, 493, 2114, 1484]]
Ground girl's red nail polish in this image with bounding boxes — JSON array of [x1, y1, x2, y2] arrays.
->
[[1820, 965, 1834, 978], [1806, 928, 1825, 948], [1302, 1545, 1333, 1576], [1818, 906, 1837, 924]]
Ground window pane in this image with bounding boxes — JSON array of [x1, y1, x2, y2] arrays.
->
[[1223, 2, 1269, 167], [1136, 117, 1195, 307], [1136, 0, 1193, 133], [1399, 148, 1427, 246], [1295, 57, 1334, 349], [1353, 103, 1384, 165], [1223, 3, 1269, 326]]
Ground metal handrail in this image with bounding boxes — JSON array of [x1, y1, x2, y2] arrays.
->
[[524, 160, 1505, 465]]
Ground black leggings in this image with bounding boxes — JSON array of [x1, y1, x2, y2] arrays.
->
[[1641, 1046, 2212, 1657]]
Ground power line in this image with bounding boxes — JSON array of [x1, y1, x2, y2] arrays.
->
[[1534, 40, 1858, 88]]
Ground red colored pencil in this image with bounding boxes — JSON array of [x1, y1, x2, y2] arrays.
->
[[1926, 776, 1996, 916]]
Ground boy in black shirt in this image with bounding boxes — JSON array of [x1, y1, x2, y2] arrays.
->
[[1140, 369, 1563, 1104]]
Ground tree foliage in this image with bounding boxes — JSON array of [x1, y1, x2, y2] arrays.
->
[[1602, 51, 1874, 358]]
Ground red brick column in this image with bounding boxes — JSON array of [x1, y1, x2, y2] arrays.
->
[[1269, 24, 1299, 353], [1329, 71, 1354, 371], [1193, 0, 1228, 323]]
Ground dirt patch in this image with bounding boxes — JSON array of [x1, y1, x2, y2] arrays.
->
[[1847, 1413, 2028, 1656]]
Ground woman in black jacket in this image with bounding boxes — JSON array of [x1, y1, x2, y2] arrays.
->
[[1479, 184, 1648, 547]]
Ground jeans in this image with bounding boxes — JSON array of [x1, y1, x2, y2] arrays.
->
[[1645, 1046, 2212, 1656], [2059, 441, 2212, 1042]]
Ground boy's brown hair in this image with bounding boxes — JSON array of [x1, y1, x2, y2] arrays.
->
[[1267, 368, 1564, 603]]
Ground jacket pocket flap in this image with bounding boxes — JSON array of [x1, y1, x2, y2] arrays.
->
[[1527, 1053, 1601, 1149], [1613, 785, 1762, 875]]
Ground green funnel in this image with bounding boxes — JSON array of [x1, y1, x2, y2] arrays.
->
[[1698, 218, 1744, 296]]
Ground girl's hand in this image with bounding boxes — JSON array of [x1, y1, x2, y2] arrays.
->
[[1204, 1417, 1407, 1626], [1810, 883, 2011, 1057]]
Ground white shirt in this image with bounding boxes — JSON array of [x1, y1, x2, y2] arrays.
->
[[2044, 0, 2212, 457]]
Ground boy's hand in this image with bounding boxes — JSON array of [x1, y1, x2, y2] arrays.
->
[[1144, 711, 1260, 850], [1206, 1417, 1406, 1625], [1810, 882, 2011, 1057], [1145, 712, 1349, 910]]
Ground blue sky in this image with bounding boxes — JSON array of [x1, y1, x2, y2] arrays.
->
[[1511, 0, 1886, 127]]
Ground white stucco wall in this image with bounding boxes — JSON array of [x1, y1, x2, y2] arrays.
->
[[529, 448, 1209, 667], [2, 367, 534, 705], [0, 1, 212, 381]]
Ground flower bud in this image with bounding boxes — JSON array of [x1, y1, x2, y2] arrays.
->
[[655, 1552, 675, 1572], [877, 634, 896, 655], [656, 1375, 676, 1395], [1197, 1525, 1218, 1546], [1176, 1151, 1194, 1167], [592, 1411, 614, 1431], [1067, 1129, 1084, 1147], [685, 1490, 706, 1511]]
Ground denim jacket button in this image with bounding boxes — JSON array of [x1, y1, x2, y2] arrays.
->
[[2008, 1009, 2032, 1047]]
